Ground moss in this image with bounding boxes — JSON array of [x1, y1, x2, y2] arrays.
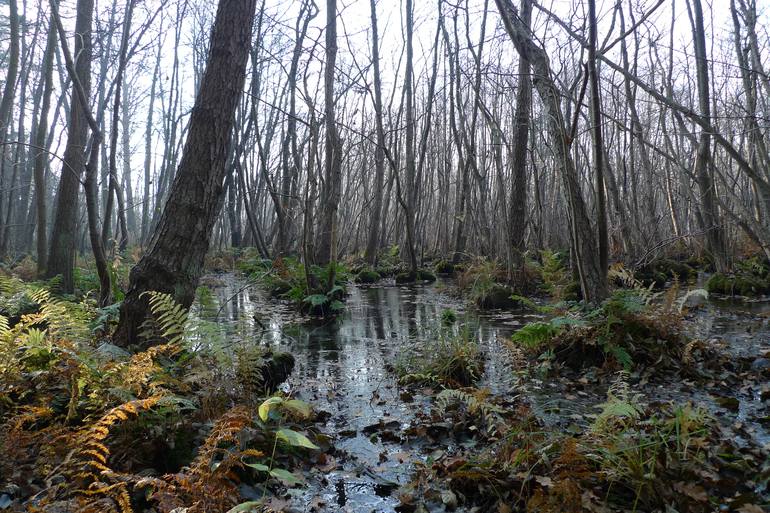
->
[[477, 284, 518, 309], [395, 271, 416, 284], [355, 269, 381, 284], [635, 259, 695, 289], [417, 270, 437, 282], [705, 273, 730, 294], [434, 260, 455, 275], [706, 272, 770, 296], [563, 280, 583, 302], [395, 269, 436, 284], [269, 279, 292, 298], [735, 275, 768, 296]]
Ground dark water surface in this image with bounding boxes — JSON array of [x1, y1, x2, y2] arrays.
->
[[196, 274, 770, 512]]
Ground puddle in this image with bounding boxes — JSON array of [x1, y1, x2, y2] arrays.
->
[[195, 274, 770, 510]]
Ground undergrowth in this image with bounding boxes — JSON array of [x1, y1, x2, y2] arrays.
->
[[402, 373, 766, 512], [246, 256, 349, 316], [395, 324, 484, 388], [0, 278, 321, 513], [510, 287, 691, 372]]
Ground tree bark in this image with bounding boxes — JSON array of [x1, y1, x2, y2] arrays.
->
[[507, 0, 532, 284], [45, 0, 94, 292], [114, 0, 258, 348], [33, 2, 58, 275], [687, 0, 726, 271], [587, 0, 609, 281], [495, 0, 608, 302], [364, 0, 386, 266], [314, 0, 342, 272]]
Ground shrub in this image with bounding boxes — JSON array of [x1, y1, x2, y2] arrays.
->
[[510, 289, 686, 372], [355, 269, 381, 284], [441, 309, 457, 325], [260, 256, 349, 316], [434, 260, 455, 275]]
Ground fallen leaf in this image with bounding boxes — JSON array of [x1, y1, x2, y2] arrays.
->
[[736, 505, 765, 513], [673, 482, 708, 502]]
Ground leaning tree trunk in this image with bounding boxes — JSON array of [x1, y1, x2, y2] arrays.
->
[[114, 0, 258, 348], [495, 0, 608, 303]]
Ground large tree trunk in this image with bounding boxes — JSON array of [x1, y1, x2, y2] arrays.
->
[[0, 0, 20, 256], [587, 0, 609, 279], [114, 0, 258, 348], [507, 0, 532, 284], [45, 0, 94, 292], [495, 0, 608, 303], [314, 0, 342, 270], [364, 0, 385, 266], [33, 4, 58, 276], [687, 0, 726, 271]]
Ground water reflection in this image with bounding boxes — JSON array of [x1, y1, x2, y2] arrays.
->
[[196, 277, 527, 511]]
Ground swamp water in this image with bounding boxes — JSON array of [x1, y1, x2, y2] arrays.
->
[[194, 274, 770, 512]]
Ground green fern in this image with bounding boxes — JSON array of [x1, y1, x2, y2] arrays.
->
[[592, 372, 644, 433], [511, 321, 561, 349], [28, 289, 88, 341], [142, 291, 189, 346], [436, 388, 505, 429]]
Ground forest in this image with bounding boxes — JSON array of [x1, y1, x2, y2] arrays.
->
[[0, 0, 769, 511]]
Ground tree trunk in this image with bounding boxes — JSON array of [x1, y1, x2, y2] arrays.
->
[[114, 0, 258, 348], [141, 41, 161, 246], [45, 0, 94, 292], [403, 0, 418, 274], [687, 0, 727, 270], [33, 3, 58, 275], [314, 0, 342, 272], [495, 0, 608, 303], [587, 0, 609, 280], [507, 0, 532, 284], [364, 0, 385, 266]]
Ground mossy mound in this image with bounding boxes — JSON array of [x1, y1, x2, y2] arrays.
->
[[634, 258, 695, 289], [418, 270, 437, 282], [354, 269, 381, 284], [706, 256, 770, 296], [476, 284, 519, 309], [706, 272, 770, 296], [512, 290, 687, 372], [434, 260, 455, 275], [395, 269, 437, 284]]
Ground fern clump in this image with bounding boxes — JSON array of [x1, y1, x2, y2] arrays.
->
[[0, 281, 322, 513], [510, 289, 688, 372], [436, 388, 506, 433], [258, 256, 349, 316]]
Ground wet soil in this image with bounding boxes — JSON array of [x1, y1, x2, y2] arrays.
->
[[196, 274, 770, 512]]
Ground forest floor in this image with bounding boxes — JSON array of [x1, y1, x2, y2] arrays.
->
[[1, 263, 769, 513], [196, 272, 770, 513]]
